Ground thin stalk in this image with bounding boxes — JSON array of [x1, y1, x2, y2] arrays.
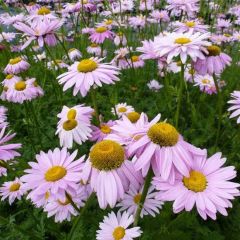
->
[[133, 169, 153, 227], [90, 89, 100, 125]]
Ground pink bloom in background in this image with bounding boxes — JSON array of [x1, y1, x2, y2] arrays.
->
[[166, 0, 199, 15], [128, 55, 145, 69], [89, 27, 115, 44], [58, 57, 120, 97], [129, 15, 146, 29], [97, 211, 142, 240], [0, 106, 8, 128], [194, 74, 217, 95], [0, 127, 21, 161], [44, 185, 87, 223], [1, 13, 25, 26], [90, 120, 116, 142], [148, 10, 170, 23], [194, 45, 232, 75], [173, 19, 209, 33], [154, 31, 210, 63], [127, 116, 205, 181], [1, 74, 21, 88], [154, 152, 240, 220], [117, 184, 163, 218], [147, 79, 163, 92], [0, 178, 26, 205], [111, 103, 135, 118], [21, 148, 85, 200], [4, 57, 30, 74], [0, 167, 7, 177], [14, 18, 64, 49], [81, 140, 143, 209], [228, 91, 240, 124], [56, 105, 93, 148]]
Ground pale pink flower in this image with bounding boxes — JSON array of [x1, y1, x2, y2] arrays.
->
[[89, 27, 114, 44], [147, 80, 163, 92], [194, 74, 217, 95], [57, 57, 120, 97], [4, 57, 30, 74], [173, 20, 209, 33], [129, 15, 146, 29], [111, 103, 134, 118], [97, 211, 142, 240], [154, 152, 240, 220], [228, 91, 240, 124], [0, 106, 8, 128]]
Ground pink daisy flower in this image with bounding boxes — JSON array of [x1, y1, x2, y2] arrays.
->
[[137, 39, 159, 60], [90, 120, 116, 142], [14, 18, 64, 49], [0, 167, 7, 177], [0, 106, 8, 128], [21, 148, 85, 200], [44, 186, 87, 222], [57, 57, 120, 97], [0, 178, 26, 205], [129, 15, 146, 29], [4, 57, 30, 74], [68, 48, 82, 61], [147, 79, 163, 92], [117, 184, 163, 218], [56, 105, 93, 148], [228, 91, 240, 124], [153, 152, 240, 220], [97, 211, 142, 240], [89, 27, 115, 44], [111, 103, 135, 118], [127, 116, 205, 181], [173, 20, 209, 33], [154, 31, 210, 63], [87, 43, 103, 56], [193, 45, 232, 75], [128, 55, 145, 69], [81, 140, 143, 209], [1, 74, 21, 88], [148, 10, 170, 23], [0, 127, 21, 161], [194, 74, 217, 95], [166, 0, 199, 15]]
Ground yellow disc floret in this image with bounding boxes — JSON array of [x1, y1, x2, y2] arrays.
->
[[63, 119, 78, 131], [45, 166, 67, 182], [185, 21, 195, 27], [118, 107, 127, 113], [183, 170, 207, 192], [15, 81, 26, 91], [37, 6, 51, 15], [131, 56, 140, 62], [100, 125, 111, 134], [207, 45, 221, 56], [133, 193, 142, 204], [9, 183, 20, 192], [67, 109, 77, 120], [112, 226, 126, 240], [147, 122, 179, 146], [127, 112, 140, 123], [95, 26, 107, 33], [9, 57, 22, 65], [77, 59, 98, 73], [174, 37, 191, 45], [89, 140, 125, 171]]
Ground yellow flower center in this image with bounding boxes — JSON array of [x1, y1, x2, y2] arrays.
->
[[58, 198, 70, 206], [9, 57, 22, 65], [96, 26, 107, 33], [83, 0, 88, 4], [77, 59, 98, 73], [68, 48, 76, 53], [37, 7, 51, 15], [147, 122, 179, 146], [185, 21, 195, 27], [3, 86, 8, 92], [89, 140, 125, 171], [183, 170, 207, 192], [131, 56, 140, 62], [67, 109, 77, 120], [127, 112, 140, 123], [176, 61, 182, 66], [90, 43, 98, 48], [15, 81, 26, 91], [112, 226, 126, 240], [118, 107, 127, 113], [63, 119, 78, 131], [202, 79, 210, 84], [133, 193, 142, 204], [207, 45, 221, 56], [100, 125, 111, 134], [105, 19, 113, 25], [174, 37, 191, 45], [6, 74, 13, 80], [117, 32, 123, 36], [188, 68, 195, 75], [45, 191, 50, 200], [45, 166, 67, 182], [9, 183, 20, 192], [224, 33, 231, 37]]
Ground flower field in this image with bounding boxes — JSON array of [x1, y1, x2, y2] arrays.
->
[[0, 0, 240, 239]]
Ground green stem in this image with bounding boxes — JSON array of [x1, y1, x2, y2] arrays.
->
[[133, 169, 153, 227], [67, 193, 95, 240], [66, 192, 81, 214], [175, 64, 184, 128], [90, 89, 100, 125]]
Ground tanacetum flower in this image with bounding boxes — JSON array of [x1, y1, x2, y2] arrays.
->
[[173, 20, 209, 33], [147, 80, 163, 92], [194, 74, 217, 95], [228, 91, 240, 124], [154, 31, 210, 63], [97, 211, 142, 240], [56, 105, 93, 148], [0, 106, 8, 128], [154, 152, 240, 220], [14, 18, 64, 49], [57, 57, 120, 97], [0, 127, 21, 161], [0, 178, 26, 205], [117, 184, 163, 218], [193, 45, 232, 75], [68, 48, 82, 61], [81, 140, 143, 209], [89, 27, 115, 44], [128, 116, 205, 181], [129, 55, 145, 69], [21, 148, 85, 200], [112, 103, 135, 118], [4, 57, 30, 74], [44, 186, 87, 222]]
